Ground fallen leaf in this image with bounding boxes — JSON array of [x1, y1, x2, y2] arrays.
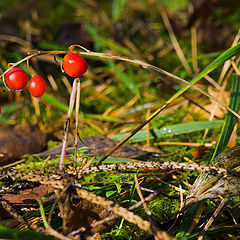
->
[[39, 135, 148, 159], [0, 121, 47, 166]]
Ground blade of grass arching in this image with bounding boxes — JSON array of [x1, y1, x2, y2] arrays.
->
[[151, 41, 240, 110], [96, 42, 240, 165], [177, 75, 240, 239], [114, 120, 224, 142]]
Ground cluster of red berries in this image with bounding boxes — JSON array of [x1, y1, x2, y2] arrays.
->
[[5, 68, 46, 98], [0, 51, 88, 115]]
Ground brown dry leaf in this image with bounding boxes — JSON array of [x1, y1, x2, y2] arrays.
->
[[2, 185, 55, 205], [68, 199, 118, 234], [192, 146, 208, 159], [0, 121, 47, 166], [194, 86, 230, 119], [39, 135, 148, 159]]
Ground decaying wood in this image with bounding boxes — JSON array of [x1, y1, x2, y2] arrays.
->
[[185, 145, 240, 207]]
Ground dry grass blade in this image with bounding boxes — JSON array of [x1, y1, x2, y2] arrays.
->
[[134, 175, 172, 240], [59, 78, 78, 170], [191, 26, 198, 74], [161, 10, 193, 76], [218, 29, 240, 84], [198, 198, 229, 240]]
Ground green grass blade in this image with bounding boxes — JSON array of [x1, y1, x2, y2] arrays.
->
[[177, 201, 204, 239], [187, 51, 222, 63], [211, 74, 240, 160], [178, 75, 240, 238], [42, 93, 69, 112], [180, 225, 240, 239], [112, 0, 126, 19], [114, 120, 224, 142]]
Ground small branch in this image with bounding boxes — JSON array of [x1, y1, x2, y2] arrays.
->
[[198, 198, 229, 240]]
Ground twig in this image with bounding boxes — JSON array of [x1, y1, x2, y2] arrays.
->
[[198, 198, 229, 240], [134, 175, 171, 240], [75, 187, 175, 239]]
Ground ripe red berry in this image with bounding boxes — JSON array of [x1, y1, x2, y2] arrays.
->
[[62, 53, 88, 77], [28, 76, 46, 98], [5, 67, 28, 91]]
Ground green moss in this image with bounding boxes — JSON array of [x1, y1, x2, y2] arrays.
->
[[138, 196, 180, 223]]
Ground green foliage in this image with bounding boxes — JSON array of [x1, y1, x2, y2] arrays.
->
[[145, 197, 180, 222], [0, 224, 54, 240], [114, 120, 224, 143]]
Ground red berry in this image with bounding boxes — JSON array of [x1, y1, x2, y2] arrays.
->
[[62, 53, 88, 77], [5, 67, 28, 91], [28, 76, 46, 98]]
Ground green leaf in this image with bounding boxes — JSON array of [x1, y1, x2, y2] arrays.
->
[[114, 181, 122, 194], [114, 120, 224, 142], [106, 190, 116, 198]]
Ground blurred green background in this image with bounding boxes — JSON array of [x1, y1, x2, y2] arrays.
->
[[0, 0, 240, 134]]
